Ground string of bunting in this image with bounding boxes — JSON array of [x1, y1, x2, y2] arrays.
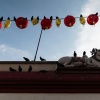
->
[[0, 12, 99, 61], [0, 12, 99, 30]]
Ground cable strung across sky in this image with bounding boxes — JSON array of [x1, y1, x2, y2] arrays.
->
[[0, 12, 99, 30]]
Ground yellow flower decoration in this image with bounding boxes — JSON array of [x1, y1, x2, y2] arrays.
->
[[4, 17, 11, 31], [31, 16, 39, 25], [79, 14, 86, 25], [56, 17, 61, 27]]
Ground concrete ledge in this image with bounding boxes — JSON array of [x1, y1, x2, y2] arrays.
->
[[0, 61, 57, 72]]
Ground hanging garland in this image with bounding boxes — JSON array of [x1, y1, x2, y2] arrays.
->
[[79, 14, 86, 25], [31, 16, 39, 25], [0, 12, 99, 30], [3, 17, 11, 31], [64, 15, 75, 27], [87, 13, 99, 25], [41, 16, 52, 30], [14, 17, 28, 29], [0, 17, 3, 29], [56, 16, 61, 27]]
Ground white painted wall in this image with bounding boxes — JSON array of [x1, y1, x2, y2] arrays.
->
[[0, 93, 100, 100], [0, 63, 57, 72]]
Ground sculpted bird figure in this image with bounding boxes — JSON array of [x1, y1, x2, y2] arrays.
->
[[23, 57, 30, 61], [9, 67, 17, 72], [73, 51, 77, 57], [40, 56, 46, 61], [18, 66, 22, 72], [28, 65, 32, 72]]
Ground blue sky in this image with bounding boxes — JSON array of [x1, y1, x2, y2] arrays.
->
[[0, 0, 99, 61]]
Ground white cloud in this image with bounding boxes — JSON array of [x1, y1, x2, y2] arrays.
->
[[0, 44, 32, 61], [75, 0, 100, 57]]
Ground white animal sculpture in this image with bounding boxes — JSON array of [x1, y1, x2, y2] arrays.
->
[[58, 53, 88, 67], [58, 49, 100, 67], [86, 49, 100, 67]]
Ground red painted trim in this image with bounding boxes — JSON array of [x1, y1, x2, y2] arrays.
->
[[0, 68, 100, 93]]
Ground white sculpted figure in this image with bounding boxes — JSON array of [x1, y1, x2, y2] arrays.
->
[[58, 49, 100, 67], [58, 51, 88, 67], [86, 48, 100, 67]]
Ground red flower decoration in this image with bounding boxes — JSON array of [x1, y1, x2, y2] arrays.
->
[[0, 21, 2, 29], [64, 15, 75, 27], [14, 17, 28, 29], [87, 13, 99, 25], [0, 17, 3, 29], [41, 17, 52, 30]]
